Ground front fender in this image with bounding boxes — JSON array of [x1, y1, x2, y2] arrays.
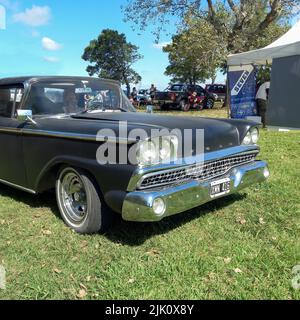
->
[[35, 155, 136, 198]]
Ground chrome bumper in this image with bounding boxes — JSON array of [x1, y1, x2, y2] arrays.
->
[[122, 161, 269, 222]]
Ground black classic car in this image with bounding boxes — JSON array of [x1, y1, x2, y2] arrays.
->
[[153, 84, 215, 111], [0, 76, 269, 234]]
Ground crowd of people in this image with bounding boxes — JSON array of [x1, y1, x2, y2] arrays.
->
[[128, 84, 157, 106], [127, 79, 270, 128]]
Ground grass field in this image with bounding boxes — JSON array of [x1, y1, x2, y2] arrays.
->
[[0, 108, 299, 300]]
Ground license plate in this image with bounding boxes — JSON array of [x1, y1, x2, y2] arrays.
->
[[210, 178, 231, 198]]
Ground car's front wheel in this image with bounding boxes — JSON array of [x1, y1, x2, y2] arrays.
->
[[56, 167, 113, 234], [205, 98, 215, 109]]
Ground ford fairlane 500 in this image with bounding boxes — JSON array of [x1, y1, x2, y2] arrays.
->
[[0, 76, 269, 234]]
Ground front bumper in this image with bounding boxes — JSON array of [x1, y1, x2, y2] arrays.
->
[[122, 160, 269, 222]]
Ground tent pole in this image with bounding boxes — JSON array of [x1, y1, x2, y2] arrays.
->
[[226, 66, 230, 119]]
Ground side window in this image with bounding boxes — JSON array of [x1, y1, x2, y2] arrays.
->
[[0, 87, 24, 118], [187, 85, 194, 92], [170, 85, 184, 92], [196, 86, 205, 96], [219, 85, 226, 93]]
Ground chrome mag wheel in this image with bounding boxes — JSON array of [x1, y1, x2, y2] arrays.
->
[[56, 166, 115, 234], [58, 168, 88, 226]]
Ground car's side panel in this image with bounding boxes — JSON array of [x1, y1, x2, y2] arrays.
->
[[21, 131, 136, 196], [0, 119, 27, 187]]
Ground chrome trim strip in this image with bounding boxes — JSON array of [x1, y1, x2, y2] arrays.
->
[[0, 128, 22, 135], [0, 127, 136, 144], [0, 178, 36, 194], [127, 145, 260, 191]]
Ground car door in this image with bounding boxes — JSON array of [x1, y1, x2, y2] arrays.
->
[[0, 85, 27, 188]]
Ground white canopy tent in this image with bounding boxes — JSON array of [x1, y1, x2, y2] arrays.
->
[[227, 20, 300, 129], [228, 20, 300, 66]]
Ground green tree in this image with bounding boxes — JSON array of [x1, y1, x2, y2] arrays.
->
[[82, 29, 142, 95], [123, 0, 296, 54], [256, 64, 272, 87], [163, 17, 226, 84]]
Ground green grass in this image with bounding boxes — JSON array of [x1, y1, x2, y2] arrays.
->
[[0, 109, 300, 300]]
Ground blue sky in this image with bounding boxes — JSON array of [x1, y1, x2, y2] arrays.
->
[[0, 0, 226, 89]]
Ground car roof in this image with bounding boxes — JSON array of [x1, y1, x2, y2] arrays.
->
[[0, 76, 120, 86]]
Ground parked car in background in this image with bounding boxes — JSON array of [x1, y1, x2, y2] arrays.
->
[[137, 89, 151, 105], [0, 76, 269, 234], [153, 84, 215, 111], [205, 84, 227, 102]]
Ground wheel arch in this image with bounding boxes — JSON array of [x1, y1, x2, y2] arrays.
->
[[34, 156, 102, 194]]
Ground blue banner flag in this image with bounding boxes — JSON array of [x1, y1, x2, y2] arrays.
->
[[228, 65, 257, 119]]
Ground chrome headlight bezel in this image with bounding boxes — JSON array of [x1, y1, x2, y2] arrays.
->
[[136, 140, 159, 165], [250, 127, 259, 144], [136, 135, 178, 166], [242, 127, 260, 145]]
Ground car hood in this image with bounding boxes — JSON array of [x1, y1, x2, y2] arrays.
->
[[69, 112, 255, 152]]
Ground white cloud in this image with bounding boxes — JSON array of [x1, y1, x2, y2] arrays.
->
[[153, 42, 171, 50], [13, 5, 51, 27], [43, 56, 60, 63], [42, 37, 62, 51]]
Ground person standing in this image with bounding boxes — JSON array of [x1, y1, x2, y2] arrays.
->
[[149, 84, 156, 103], [131, 87, 138, 107], [131, 87, 138, 101], [256, 80, 270, 128]]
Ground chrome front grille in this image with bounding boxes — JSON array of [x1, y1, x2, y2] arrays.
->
[[138, 152, 258, 190]]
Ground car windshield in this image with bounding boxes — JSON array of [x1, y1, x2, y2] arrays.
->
[[167, 85, 184, 92], [24, 78, 135, 117]]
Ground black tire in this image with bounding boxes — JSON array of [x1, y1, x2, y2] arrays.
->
[[180, 100, 190, 112], [205, 98, 214, 109], [56, 166, 113, 234]]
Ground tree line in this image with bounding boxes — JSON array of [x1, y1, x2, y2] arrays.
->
[[82, 0, 300, 91]]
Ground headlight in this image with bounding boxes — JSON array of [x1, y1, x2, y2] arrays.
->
[[160, 137, 172, 161], [250, 127, 259, 144], [136, 136, 178, 166], [242, 131, 252, 145], [242, 127, 260, 145], [136, 140, 158, 165]]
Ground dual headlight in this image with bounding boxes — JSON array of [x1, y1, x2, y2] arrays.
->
[[242, 127, 259, 145], [136, 136, 178, 166]]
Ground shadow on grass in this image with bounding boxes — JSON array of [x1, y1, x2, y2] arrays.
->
[[105, 193, 246, 246], [0, 183, 246, 246]]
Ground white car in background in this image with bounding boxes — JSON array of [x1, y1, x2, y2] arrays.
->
[[137, 89, 151, 105]]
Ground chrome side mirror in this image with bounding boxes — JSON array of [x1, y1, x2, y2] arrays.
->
[[17, 110, 37, 125]]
